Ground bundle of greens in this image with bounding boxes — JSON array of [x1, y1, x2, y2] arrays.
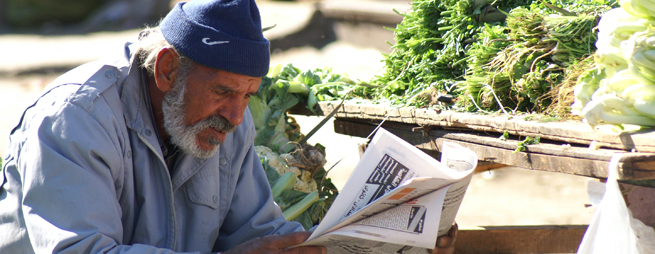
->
[[572, 6, 655, 128], [255, 144, 338, 230], [314, 0, 615, 117], [249, 63, 357, 154], [459, 2, 610, 114], [366, 0, 523, 107], [248, 63, 356, 229]]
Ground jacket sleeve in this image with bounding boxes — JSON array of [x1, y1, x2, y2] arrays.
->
[[6, 89, 196, 254], [213, 110, 304, 252]]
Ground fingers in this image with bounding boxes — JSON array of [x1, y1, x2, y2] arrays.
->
[[224, 231, 322, 254], [449, 222, 458, 239], [284, 245, 326, 254], [437, 223, 458, 247], [431, 245, 455, 254], [431, 223, 458, 254], [268, 232, 325, 254], [266, 231, 313, 249]]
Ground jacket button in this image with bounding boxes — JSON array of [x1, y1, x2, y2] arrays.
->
[[212, 195, 218, 203], [219, 158, 227, 166], [105, 70, 116, 78], [127, 150, 132, 159], [145, 129, 152, 136]]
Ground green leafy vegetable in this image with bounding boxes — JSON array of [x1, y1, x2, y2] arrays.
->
[[572, 7, 655, 128], [514, 136, 541, 153], [249, 66, 347, 230]]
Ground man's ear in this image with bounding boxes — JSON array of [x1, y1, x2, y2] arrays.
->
[[153, 48, 179, 93]]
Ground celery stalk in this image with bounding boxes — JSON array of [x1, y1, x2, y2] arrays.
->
[[286, 80, 309, 94], [269, 64, 283, 77], [283, 191, 319, 220], [600, 110, 655, 126], [634, 100, 655, 116], [271, 172, 296, 199]]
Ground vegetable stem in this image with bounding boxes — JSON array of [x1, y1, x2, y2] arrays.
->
[[283, 191, 319, 220], [271, 172, 296, 199]]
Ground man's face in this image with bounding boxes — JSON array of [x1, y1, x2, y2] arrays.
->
[[162, 63, 261, 158]]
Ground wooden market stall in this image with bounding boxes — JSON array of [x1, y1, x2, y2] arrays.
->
[[295, 101, 655, 180], [290, 101, 655, 253], [271, 1, 655, 252]]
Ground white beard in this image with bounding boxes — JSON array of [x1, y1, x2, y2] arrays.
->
[[161, 77, 237, 159]]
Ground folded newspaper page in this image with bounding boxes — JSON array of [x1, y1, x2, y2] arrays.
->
[[299, 128, 478, 253]]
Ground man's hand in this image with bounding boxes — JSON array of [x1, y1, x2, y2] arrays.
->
[[430, 223, 458, 254], [223, 231, 326, 254]]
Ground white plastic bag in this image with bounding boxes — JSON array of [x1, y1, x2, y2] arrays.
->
[[577, 153, 655, 254]]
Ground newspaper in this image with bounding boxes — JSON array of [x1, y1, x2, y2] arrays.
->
[[299, 128, 478, 253]]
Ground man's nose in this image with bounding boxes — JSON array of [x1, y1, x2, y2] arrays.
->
[[219, 95, 246, 126]]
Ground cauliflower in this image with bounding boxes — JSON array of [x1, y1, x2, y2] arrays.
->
[[256, 145, 286, 175], [255, 146, 318, 193], [294, 170, 318, 193], [257, 146, 317, 193], [288, 166, 302, 178]]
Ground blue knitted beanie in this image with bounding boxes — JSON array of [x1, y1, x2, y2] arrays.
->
[[160, 0, 270, 77]]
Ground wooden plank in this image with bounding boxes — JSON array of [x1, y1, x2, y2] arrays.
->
[[628, 159, 655, 180], [332, 118, 655, 180], [455, 225, 588, 254], [475, 162, 508, 173], [307, 101, 655, 153], [432, 140, 611, 179], [426, 129, 617, 161]]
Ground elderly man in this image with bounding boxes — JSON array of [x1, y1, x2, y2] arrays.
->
[[0, 0, 456, 253]]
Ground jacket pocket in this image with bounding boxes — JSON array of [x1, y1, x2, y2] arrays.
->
[[187, 172, 221, 210]]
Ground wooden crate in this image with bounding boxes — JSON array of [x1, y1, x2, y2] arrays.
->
[[455, 225, 588, 254], [290, 102, 655, 180]]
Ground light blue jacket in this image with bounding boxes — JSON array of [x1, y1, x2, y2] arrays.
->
[[0, 42, 303, 253]]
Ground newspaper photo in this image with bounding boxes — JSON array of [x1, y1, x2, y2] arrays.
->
[[299, 128, 478, 253]]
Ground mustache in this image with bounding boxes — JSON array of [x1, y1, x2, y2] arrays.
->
[[195, 114, 237, 134]]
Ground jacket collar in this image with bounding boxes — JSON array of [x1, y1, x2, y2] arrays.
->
[[120, 43, 166, 160]]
